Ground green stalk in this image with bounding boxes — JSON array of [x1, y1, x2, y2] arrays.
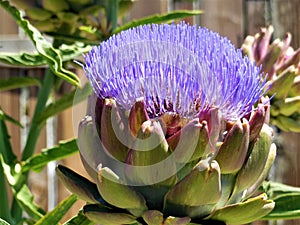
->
[[22, 69, 55, 161], [0, 112, 16, 223], [107, 0, 119, 32], [10, 69, 54, 223], [0, 159, 12, 223]]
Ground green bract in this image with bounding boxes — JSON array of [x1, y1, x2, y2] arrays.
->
[[57, 98, 275, 225]]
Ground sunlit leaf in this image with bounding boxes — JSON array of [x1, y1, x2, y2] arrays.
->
[[22, 139, 79, 172], [15, 185, 46, 220], [35, 195, 77, 225], [63, 211, 93, 225], [0, 43, 92, 67], [114, 10, 204, 34], [0, 77, 41, 92], [0, 218, 10, 225]]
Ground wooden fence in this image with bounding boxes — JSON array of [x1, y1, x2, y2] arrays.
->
[[1, 0, 299, 223]]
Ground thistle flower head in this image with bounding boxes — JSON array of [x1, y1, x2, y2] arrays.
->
[[84, 23, 266, 121]]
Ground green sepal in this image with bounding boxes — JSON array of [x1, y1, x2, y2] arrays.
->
[[83, 204, 137, 225], [78, 115, 108, 180], [126, 120, 176, 186], [142, 210, 163, 225], [232, 124, 273, 196], [167, 118, 209, 163], [259, 39, 282, 75], [97, 166, 147, 216], [100, 99, 130, 161], [245, 143, 276, 198], [165, 159, 221, 207], [215, 119, 249, 174], [56, 165, 105, 204], [129, 99, 149, 137], [249, 104, 268, 142], [208, 194, 274, 225], [164, 216, 191, 225]]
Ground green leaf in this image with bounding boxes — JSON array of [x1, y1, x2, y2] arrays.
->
[[15, 185, 46, 220], [56, 165, 105, 204], [0, 108, 22, 127], [262, 181, 300, 198], [114, 10, 204, 34], [0, 0, 79, 86], [0, 108, 17, 164], [0, 76, 40, 93], [35, 194, 77, 225], [0, 43, 92, 67], [0, 218, 10, 225], [64, 210, 93, 225], [35, 83, 92, 125], [22, 139, 79, 172], [262, 193, 300, 220], [0, 162, 12, 223], [0, 52, 45, 67]]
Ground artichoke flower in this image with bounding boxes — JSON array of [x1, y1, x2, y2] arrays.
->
[[242, 26, 300, 132], [57, 23, 276, 225]]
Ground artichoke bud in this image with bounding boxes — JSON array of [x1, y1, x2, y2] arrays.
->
[[268, 65, 298, 99], [129, 99, 149, 137], [42, 0, 70, 12], [97, 165, 147, 215], [276, 96, 300, 116], [215, 119, 250, 174], [100, 98, 130, 161], [253, 26, 274, 62], [241, 35, 255, 61], [277, 45, 299, 74], [259, 39, 282, 76], [24, 7, 53, 21], [232, 124, 273, 196]]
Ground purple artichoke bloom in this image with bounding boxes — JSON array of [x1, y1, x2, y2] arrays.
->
[[84, 23, 266, 121], [57, 23, 276, 225]]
